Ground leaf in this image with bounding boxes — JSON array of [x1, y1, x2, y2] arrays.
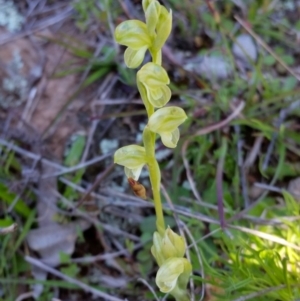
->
[[0, 216, 14, 227], [59, 252, 72, 264], [0, 183, 31, 217], [263, 55, 276, 66], [13, 209, 36, 254], [82, 67, 111, 88], [64, 132, 86, 167], [61, 264, 80, 278]]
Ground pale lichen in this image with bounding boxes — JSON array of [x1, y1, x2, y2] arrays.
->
[[0, 50, 28, 108], [0, 0, 24, 32]]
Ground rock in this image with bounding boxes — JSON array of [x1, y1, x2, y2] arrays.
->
[[185, 55, 233, 81], [287, 177, 300, 201], [232, 34, 257, 64]]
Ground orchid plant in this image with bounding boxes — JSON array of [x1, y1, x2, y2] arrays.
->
[[114, 1, 192, 300]]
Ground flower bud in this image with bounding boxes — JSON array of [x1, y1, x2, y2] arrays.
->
[[114, 145, 147, 180], [147, 106, 187, 148], [144, 0, 161, 37], [161, 227, 185, 259], [115, 20, 152, 68], [151, 232, 165, 266], [142, 0, 155, 13], [153, 6, 172, 51], [115, 20, 151, 49], [151, 228, 186, 265], [137, 62, 171, 108], [124, 46, 148, 68], [156, 257, 192, 294]]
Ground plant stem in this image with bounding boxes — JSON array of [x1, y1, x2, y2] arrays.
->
[[142, 47, 165, 235], [172, 286, 191, 301], [149, 155, 165, 235], [143, 127, 165, 235], [150, 49, 162, 65]]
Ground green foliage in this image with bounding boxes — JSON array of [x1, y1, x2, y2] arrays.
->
[[189, 191, 300, 300], [2, 1, 300, 300]]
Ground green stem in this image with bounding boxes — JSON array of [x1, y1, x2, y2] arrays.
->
[[174, 293, 190, 301], [150, 49, 162, 65], [143, 127, 165, 235]]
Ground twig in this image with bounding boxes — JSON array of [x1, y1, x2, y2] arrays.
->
[[171, 207, 220, 225], [26, 2, 69, 18], [234, 125, 249, 207], [41, 153, 111, 178], [253, 182, 282, 193], [0, 138, 110, 180], [244, 135, 263, 168], [25, 256, 124, 301], [0, 138, 62, 170], [15, 291, 35, 301], [191, 228, 222, 248], [117, 0, 132, 19], [107, 189, 286, 226], [192, 101, 245, 139], [137, 278, 160, 301], [0, 223, 18, 235], [104, 188, 221, 224], [234, 15, 300, 81], [216, 137, 227, 229]]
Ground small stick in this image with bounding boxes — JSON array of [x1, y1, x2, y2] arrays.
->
[[25, 256, 124, 301], [216, 138, 227, 229], [234, 125, 249, 207], [0, 223, 18, 235], [75, 163, 115, 209]]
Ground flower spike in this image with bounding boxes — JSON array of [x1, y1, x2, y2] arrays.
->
[[114, 1, 191, 299], [148, 106, 187, 148], [144, 0, 161, 37], [114, 20, 152, 68], [153, 6, 172, 51], [137, 62, 171, 108], [114, 145, 147, 180]]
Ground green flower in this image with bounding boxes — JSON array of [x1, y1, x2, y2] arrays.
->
[[114, 20, 152, 68], [142, 0, 161, 37], [151, 232, 165, 266], [148, 106, 187, 148], [137, 62, 171, 108], [151, 227, 186, 266], [114, 145, 147, 180], [142, 0, 172, 51], [156, 257, 192, 294], [162, 227, 185, 259], [153, 5, 172, 51]]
